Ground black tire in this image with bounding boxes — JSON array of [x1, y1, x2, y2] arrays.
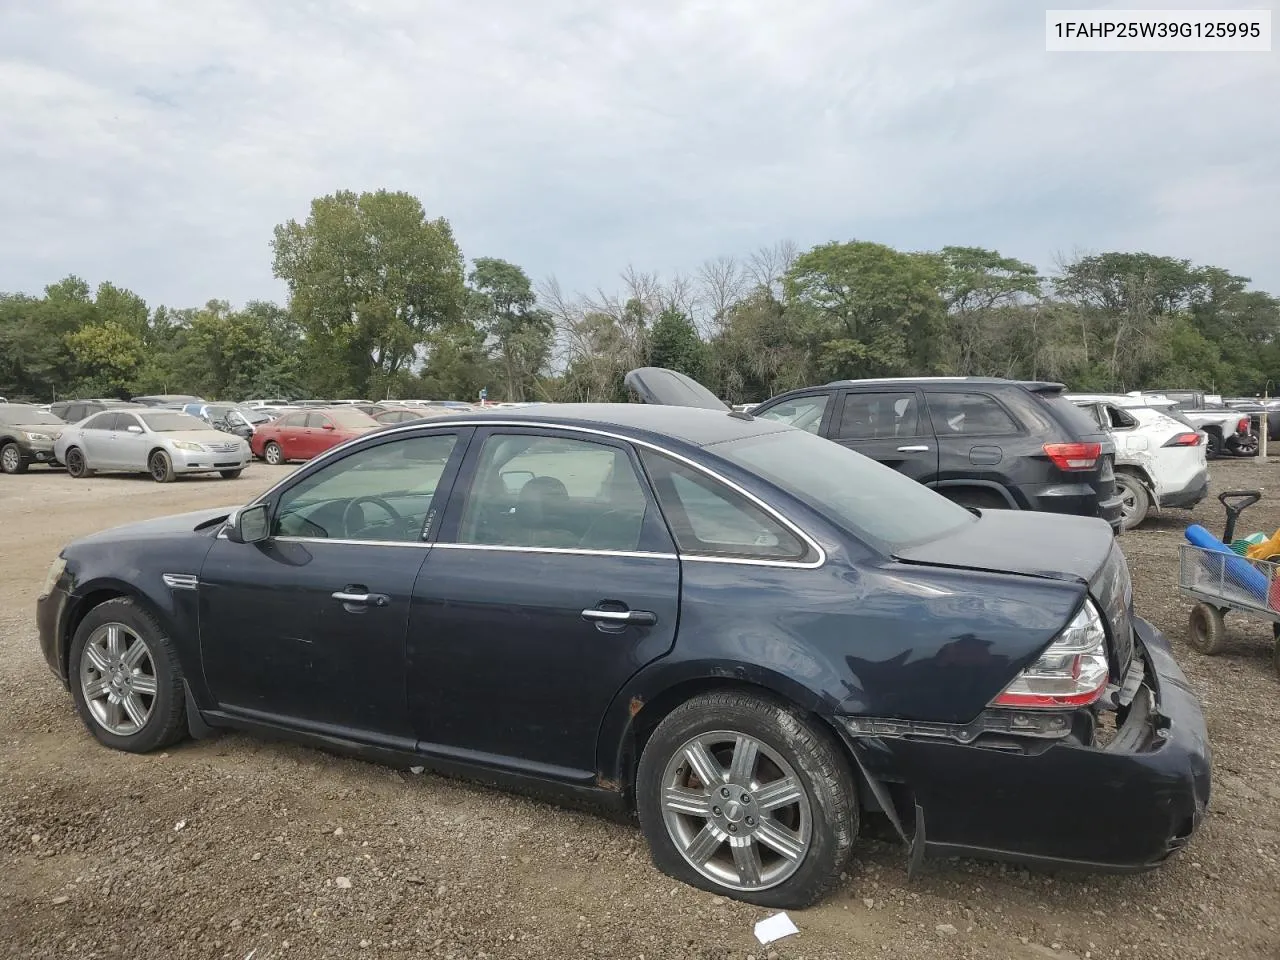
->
[[1187, 602, 1227, 655], [264, 442, 285, 466], [1273, 636, 1280, 680], [65, 446, 93, 479], [1205, 430, 1223, 460], [68, 597, 188, 753], [944, 488, 1008, 513], [219, 469, 243, 479], [636, 690, 858, 908], [1114, 471, 1150, 531], [149, 450, 175, 483], [1, 441, 28, 474]]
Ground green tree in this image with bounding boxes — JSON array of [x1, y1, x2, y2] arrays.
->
[[272, 190, 466, 397], [935, 247, 1041, 375], [784, 241, 945, 380], [648, 307, 707, 381], [467, 258, 553, 401], [65, 321, 146, 396]]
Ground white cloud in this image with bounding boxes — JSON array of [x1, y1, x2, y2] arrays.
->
[[1, 0, 1277, 308]]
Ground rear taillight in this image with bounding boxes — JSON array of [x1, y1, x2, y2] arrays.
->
[[992, 600, 1110, 709], [1043, 442, 1101, 471], [1163, 432, 1203, 447], [1238, 417, 1251, 435]]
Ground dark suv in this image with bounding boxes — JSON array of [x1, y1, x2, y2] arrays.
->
[[626, 369, 1124, 533], [50, 399, 144, 423]]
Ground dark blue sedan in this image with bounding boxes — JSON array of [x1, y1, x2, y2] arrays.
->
[[36, 403, 1211, 906]]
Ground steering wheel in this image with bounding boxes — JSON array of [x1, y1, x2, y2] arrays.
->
[[342, 496, 403, 538]]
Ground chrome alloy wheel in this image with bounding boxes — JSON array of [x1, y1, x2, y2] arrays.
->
[[660, 730, 812, 891], [79, 623, 158, 736], [1, 444, 19, 472]]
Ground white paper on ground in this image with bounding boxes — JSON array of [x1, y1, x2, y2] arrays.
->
[[753, 911, 800, 944]]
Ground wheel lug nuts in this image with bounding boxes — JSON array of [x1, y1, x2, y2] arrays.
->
[[720, 787, 730, 798], [746, 816, 755, 826], [727, 824, 737, 833], [741, 794, 750, 804], [712, 806, 722, 816]]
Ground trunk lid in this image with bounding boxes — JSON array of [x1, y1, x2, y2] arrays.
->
[[895, 509, 1135, 677], [623, 367, 728, 410]]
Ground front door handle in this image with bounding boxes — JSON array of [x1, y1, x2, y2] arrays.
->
[[581, 607, 658, 626], [332, 590, 390, 607], [896, 445, 930, 452]]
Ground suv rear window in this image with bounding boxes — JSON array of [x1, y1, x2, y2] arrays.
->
[[710, 428, 975, 552], [1037, 392, 1107, 437]]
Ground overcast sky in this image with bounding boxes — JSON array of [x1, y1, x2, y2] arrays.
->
[[1, 0, 1277, 310]]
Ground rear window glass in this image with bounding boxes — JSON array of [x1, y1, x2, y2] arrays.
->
[[926, 393, 1018, 436], [710, 428, 975, 552], [1038, 393, 1106, 437]]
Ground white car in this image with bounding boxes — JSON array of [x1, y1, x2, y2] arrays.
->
[[54, 408, 252, 483], [1069, 395, 1208, 529]]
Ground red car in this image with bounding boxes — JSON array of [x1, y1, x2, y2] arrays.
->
[[251, 408, 380, 465]]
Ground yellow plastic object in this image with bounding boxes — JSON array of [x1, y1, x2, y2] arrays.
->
[[1245, 530, 1280, 562]]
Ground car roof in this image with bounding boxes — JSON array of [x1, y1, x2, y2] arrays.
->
[[823, 376, 1066, 391], [403, 403, 788, 448]]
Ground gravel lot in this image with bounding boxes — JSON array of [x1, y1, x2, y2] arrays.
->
[[2, 460, 1278, 960]]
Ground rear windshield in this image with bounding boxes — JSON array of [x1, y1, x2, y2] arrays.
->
[[1037, 393, 1106, 437], [139, 412, 207, 432], [709, 428, 975, 551], [328, 408, 378, 427], [0, 407, 64, 425]]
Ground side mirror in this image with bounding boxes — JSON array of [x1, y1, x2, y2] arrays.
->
[[126, 425, 143, 434], [500, 469, 535, 494], [322, 423, 335, 431], [225, 503, 269, 544]]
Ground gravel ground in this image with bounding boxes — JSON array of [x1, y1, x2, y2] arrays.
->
[[2, 460, 1278, 960]]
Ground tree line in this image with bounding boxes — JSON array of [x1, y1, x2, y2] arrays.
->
[[3, 188, 1278, 405]]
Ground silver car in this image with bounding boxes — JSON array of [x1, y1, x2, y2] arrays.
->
[[54, 409, 252, 482]]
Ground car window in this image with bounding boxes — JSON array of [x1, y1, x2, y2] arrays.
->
[[1105, 404, 1138, 429], [640, 450, 806, 561], [138, 411, 207, 432], [711, 428, 974, 552], [272, 434, 459, 542], [755, 394, 828, 434], [279, 412, 306, 428], [458, 434, 650, 551], [1075, 402, 1106, 429], [306, 413, 332, 429], [927, 393, 1019, 436], [80, 412, 114, 431], [115, 413, 142, 431], [835, 392, 923, 440]]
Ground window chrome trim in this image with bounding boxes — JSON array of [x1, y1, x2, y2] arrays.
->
[[241, 418, 828, 570], [272, 536, 432, 548], [431, 543, 678, 560]]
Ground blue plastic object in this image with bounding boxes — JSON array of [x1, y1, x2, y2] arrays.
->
[[1185, 523, 1269, 600]]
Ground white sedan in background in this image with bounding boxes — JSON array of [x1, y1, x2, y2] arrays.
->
[[54, 408, 252, 483]]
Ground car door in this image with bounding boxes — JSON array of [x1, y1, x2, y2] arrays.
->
[[827, 389, 939, 483], [76, 412, 117, 465], [198, 428, 472, 743], [407, 427, 680, 780], [923, 390, 1024, 491], [275, 412, 308, 458], [303, 413, 334, 458], [110, 412, 150, 470]]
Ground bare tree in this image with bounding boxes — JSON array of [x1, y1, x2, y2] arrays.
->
[[745, 240, 799, 298], [697, 255, 747, 334]]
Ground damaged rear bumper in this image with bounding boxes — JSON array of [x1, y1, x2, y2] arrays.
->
[[838, 616, 1211, 871]]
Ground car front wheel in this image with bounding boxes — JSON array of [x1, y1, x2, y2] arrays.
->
[[219, 469, 243, 479], [1114, 472, 1150, 530], [65, 447, 93, 479], [69, 598, 188, 753], [636, 690, 858, 908], [1, 441, 27, 474], [264, 441, 284, 465], [149, 450, 175, 483]]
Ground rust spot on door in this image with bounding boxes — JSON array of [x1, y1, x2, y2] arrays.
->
[[629, 696, 645, 717]]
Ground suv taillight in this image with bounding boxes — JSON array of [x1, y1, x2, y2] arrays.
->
[[1163, 432, 1203, 447], [1043, 442, 1101, 471], [992, 600, 1109, 708], [1238, 417, 1251, 435]]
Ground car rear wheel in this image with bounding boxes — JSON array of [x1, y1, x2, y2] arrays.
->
[[219, 469, 243, 479], [636, 690, 858, 908], [1204, 430, 1223, 459], [69, 598, 188, 753], [149, 450, 175, 483], [1187, 602, 1227, 655], [65, 447, 93, 479], [264, 442, 284, 465], [1114, 472, 1150, 530], [1, 441, 27, 474]]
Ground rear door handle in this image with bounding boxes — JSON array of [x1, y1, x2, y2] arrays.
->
[[332, 591, 390, 607], [896, 445, 930, 452], [581, 607, 658, 626]]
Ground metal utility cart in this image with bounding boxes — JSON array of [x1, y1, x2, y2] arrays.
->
[[1179, 490, 1280, 676]]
